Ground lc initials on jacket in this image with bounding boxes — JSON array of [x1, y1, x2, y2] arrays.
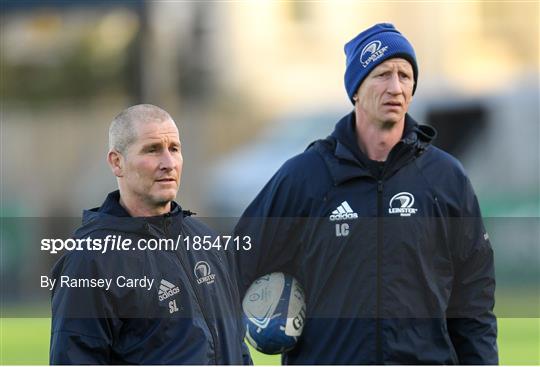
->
[[234, 112, 498, 364]]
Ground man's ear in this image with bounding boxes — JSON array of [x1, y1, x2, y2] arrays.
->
[[107, 150, 124, 177]]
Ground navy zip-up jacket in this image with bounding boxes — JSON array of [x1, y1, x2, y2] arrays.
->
[[235, 112, 498, 364], [50, 191, 251, 364]]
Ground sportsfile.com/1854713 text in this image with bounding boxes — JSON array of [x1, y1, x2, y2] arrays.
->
[[40, 235, 252, 254]]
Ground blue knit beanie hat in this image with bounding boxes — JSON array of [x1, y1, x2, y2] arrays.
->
[[344, 23, 418, 104]]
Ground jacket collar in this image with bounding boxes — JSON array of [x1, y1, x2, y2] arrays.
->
[[96, 190, 181, 218], [76, 190, 185, 238], [312, 111, 436, 185]]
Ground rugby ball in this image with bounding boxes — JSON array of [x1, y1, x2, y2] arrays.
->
[[242, 272, 306, 354]]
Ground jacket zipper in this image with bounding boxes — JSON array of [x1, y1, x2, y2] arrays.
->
[[376, 180, 383, 364], [164, 217, 219, 365]]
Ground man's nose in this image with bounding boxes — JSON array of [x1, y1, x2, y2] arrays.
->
[[159, 151, 175, 170], [386, 72, 402, 95]]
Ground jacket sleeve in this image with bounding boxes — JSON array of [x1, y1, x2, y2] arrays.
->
[[49, 252, 119, 365], [220, 241, 254, 365], [49, 327, 112, 364], [446, 177, 498, 364], [241, 340, 254, 365], [233, 162, 306, 296]]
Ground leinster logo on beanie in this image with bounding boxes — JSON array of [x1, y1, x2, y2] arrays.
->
[[344, 23, 418, 104], [360, 40, 388, 68]]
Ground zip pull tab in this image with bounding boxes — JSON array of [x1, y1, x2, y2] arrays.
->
[[377, 180, 383, 193]]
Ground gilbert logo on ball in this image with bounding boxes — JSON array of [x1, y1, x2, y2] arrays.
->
[[242, 272, 306, 354]]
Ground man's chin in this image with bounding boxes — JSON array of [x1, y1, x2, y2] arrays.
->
[[378, 113, 404, 129], [154, 190, 178, 205]]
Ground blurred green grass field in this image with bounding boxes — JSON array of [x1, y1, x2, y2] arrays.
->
[[0, 318, 538, 365]]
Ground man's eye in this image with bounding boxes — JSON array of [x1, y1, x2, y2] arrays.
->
[[400, 73, 411, 80]]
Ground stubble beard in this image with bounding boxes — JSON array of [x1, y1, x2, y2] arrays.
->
[[379, 119, 398, 131]]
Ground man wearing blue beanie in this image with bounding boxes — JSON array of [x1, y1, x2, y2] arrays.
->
[[235, 23, 497, 364], [344, 22, 418, 104]]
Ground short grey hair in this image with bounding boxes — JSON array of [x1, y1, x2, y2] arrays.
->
[[109, 104, 174, 154]]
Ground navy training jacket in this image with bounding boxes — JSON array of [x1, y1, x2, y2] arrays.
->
[[50, 191, 251, 365], [234, 112, 498, 364]]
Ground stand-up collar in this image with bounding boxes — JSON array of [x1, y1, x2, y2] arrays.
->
[[313, 111, 436, 185], [330, 111, 419, 164], [97, 190, 181, 218], [76, 190, 185, 238]]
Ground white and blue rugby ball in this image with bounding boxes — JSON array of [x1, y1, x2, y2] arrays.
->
[[242, 272, 306, 354]]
